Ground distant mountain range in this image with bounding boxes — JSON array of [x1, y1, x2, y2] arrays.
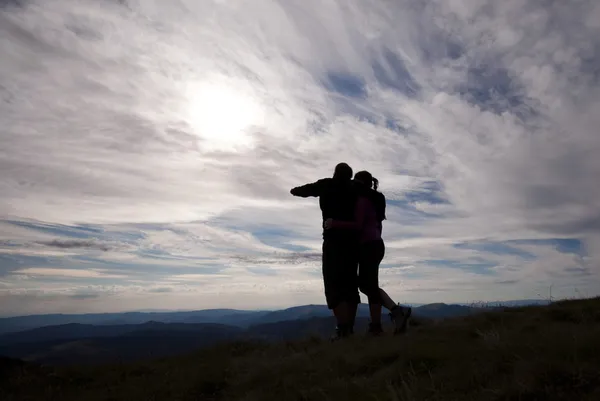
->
[[0, 316, 406, 366], [0, 309, 269, 335], [0, 299, 550, 335], [0, 322, 244, 366], [0, 300, 551, 366]]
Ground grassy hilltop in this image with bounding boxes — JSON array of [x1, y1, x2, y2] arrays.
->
[[1, 297, 599, 401]]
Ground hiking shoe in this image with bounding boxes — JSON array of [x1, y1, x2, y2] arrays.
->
[[330, 325, 353, 342], [389, 304, 412, 335], [367, 322, 384, 336]]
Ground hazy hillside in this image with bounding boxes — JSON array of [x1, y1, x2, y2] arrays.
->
[[0, 322, 245, 365], [0, 316, 419, 365], [2, 324, 244, 366], [246, 304, 336, 324], [0, 301, 486, 335], [0, 302, 490, 365], [0, 321, 244, 347], [0, 309, 270, 335], [1, 297, 598, 401], [0, 302, 483, 366]]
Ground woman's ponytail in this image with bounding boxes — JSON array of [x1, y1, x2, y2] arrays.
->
[[372, 177, 379, 191]]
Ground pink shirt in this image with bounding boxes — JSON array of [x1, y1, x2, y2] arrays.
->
[[355, 196, 382, 243], [331, 196, 382, 243]]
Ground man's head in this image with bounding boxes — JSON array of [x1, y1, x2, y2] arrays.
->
[[333, 162, 353, 180]]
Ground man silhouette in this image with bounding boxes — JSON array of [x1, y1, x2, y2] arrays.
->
[[290, 162, 360, 339]]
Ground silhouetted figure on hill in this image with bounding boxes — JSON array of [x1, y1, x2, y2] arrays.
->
[[290, 162, 360, 339], [325, 170, 412, 335]]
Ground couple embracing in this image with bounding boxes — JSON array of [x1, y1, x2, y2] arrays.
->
[[291, 162, 411, 340]]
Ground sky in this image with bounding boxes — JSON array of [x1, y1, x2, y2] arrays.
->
[[1, 0, 599, 316]]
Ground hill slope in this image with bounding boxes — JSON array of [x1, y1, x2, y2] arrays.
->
[[0, 304, 474, 366], [1, 297, 599, 401], [0, 316, 425, 365]]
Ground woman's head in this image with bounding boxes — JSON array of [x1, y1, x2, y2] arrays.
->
[[354, 170, 379, 191], [355, 170, 385, 221]]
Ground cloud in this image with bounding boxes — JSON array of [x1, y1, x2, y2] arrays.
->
[[1, 0, 599, 315], [146, 287, 174, 294], [13, 267, 128, 279], [69, 292, 100, 300], [37, 239, 112, 251]]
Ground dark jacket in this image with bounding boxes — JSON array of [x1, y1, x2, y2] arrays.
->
[[291, 177, 358, 241]]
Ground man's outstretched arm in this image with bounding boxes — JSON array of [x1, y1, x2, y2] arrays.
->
[[290, 179, 327, 198]]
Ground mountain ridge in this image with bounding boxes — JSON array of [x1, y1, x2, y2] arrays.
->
[[0, 302, 481, 365], [0, 299, 548, 334]]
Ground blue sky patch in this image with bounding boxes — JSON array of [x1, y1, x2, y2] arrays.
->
[[453, 241, 536, 260], [324, 72, 367, 99], [423, 259, 498, 275], [0, 0, 26, 9], [0, 254, 56, 276], [5, 219, 98, 240], [247, 267, 278, 276], [386, 200, 440, 224], [505, 238, 585, 257], [419, 29, 464, 63], [563, 266, 591, 276], [252, 227, 312, 252], [457, 64, 534, 119], [403, 180, 449, 205], [372, 48, 421, 97]]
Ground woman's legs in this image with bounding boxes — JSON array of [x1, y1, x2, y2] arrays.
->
[[358, 240, 385, 330], [379, 287, 399, 311], [359, 240, 412, 334]]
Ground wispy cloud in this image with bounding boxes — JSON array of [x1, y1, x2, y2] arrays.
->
[[1, 0, 599, 315], [37, 239, 112, 251], [13, 267, 127, 279]]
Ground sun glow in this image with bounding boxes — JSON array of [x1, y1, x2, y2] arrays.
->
[[186, 82, 262, 151]]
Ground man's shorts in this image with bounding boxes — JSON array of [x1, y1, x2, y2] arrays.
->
[[322, 237, 360, 309]]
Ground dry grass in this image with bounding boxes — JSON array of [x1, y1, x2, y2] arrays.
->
[[1, 297, 599, 401]]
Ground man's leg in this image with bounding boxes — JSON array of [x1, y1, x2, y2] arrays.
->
[[348, 301, 358, 331], [337, 239, 360, 335], [332, 302, 352, 333], [322, 240, 353, 337], [347, 243, 360, 333]]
